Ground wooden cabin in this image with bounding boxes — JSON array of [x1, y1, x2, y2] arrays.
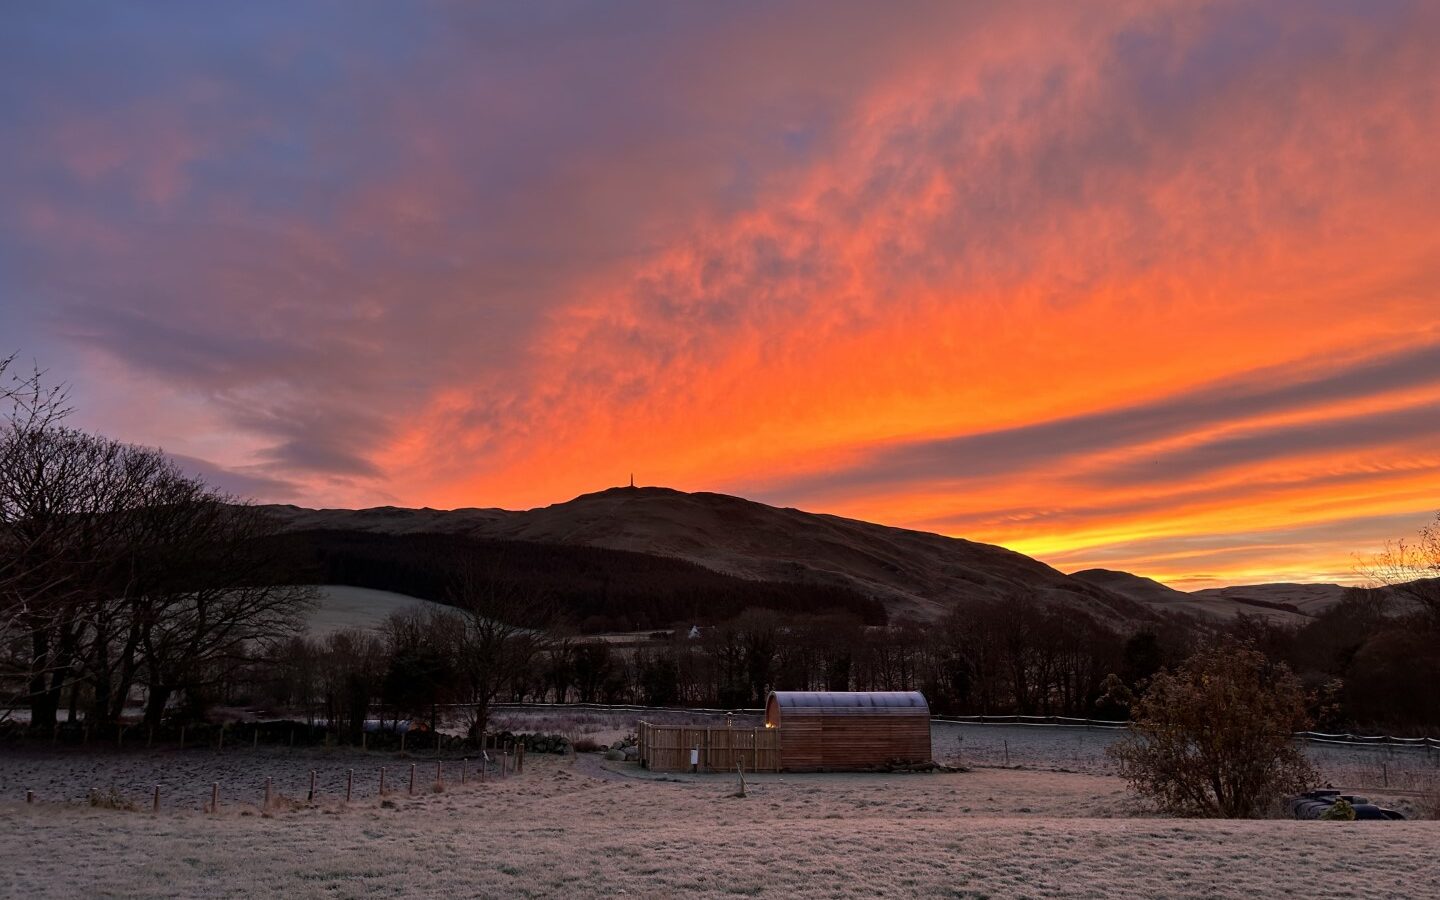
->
[[764, 690, 931, 771]]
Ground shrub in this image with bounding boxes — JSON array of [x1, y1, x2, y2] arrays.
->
[[573, 737, 605, 753], [88, 787, 136, 811], [1108, 645, 1317, 818], [1319, 797, 1356, 821]]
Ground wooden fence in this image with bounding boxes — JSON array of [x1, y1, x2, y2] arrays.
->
[[637, 721, 781, 773]]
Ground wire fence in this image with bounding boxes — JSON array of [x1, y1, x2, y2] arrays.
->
[[491, 703, 1440, 750]]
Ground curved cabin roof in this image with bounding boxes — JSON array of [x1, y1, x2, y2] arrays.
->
[[765, 691, 929, 726]]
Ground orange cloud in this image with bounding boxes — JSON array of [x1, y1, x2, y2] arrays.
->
[[4, 2, 1438, 587]]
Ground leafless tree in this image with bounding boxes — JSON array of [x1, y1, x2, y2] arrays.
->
[[380, 605, 462, 732], [1, 355, 311, 732], [0, 357, 88, 725], [1359, 512, 1440, 628], [448, 563, 552, 738], [317, 627, 386, 742], [128, 496, 314, 730]]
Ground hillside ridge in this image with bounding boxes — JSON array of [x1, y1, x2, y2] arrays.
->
[[263, 486, 1152, 626]]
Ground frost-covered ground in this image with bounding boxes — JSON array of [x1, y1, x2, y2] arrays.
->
[[3, 754, 1438, 898], [1, 712, 1437, 897], [6, 717, 1427, 811], [933, 721, 1440, 804], [933, 722, 1119, 773]]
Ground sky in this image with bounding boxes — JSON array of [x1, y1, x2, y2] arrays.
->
[[2, 1, 1438, 589]]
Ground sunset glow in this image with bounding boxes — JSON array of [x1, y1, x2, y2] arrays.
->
[[3, 2, 1438, 588]]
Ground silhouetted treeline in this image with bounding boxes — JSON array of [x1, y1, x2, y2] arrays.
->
[[280, 582, 1440, 736], [253, 594, 1197, 730], [259, 529, 888, 631], [613, 599, 1194, 716], [1218, 583, 1440, 733]]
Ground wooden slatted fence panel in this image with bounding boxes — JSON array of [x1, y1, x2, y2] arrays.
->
[[638, 722, 780, 772]]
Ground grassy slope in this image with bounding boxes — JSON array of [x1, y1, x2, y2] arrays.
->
[[304, 584, 447, 638]]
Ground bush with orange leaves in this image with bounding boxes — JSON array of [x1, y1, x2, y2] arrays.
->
[[1108, 645, 1317, 818]]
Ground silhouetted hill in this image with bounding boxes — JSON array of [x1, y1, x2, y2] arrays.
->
[[263, 486, 1154, 628]]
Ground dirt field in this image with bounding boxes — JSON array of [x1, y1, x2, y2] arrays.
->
[[2, 716, 1438, 898]]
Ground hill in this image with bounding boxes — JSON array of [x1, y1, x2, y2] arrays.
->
[[1069, 568, 1190, 609], [1071, 569, 1311, 623], [263, 486, 1154, 629], [263, 527, 887, 632], [304, 585, 451, 638], [1188, 583, 1349, 616]]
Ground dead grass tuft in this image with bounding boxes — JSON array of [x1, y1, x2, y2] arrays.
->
[[1417, 776, 1440, 821], [87, 787, 136, 812]]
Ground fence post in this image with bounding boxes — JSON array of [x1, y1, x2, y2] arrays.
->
[[308, 770, 316, 802], [26, 789, 33, 805], [461, 758, 468, 785], [409, 763, 416, 795], [210, 782, 219, 815], [435, 761, 443, 791], [346, 769, 354, 803], [380, 766, 387, 797]]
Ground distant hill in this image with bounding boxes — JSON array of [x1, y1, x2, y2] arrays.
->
[[263, 486, 1154, 629], [1188, 583, 1349, 617], [1071, 569, 1313, 623], [1070, 569, 1190, 607]]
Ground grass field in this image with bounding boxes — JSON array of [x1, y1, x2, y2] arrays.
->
[[2, 715, 1437, 897], [3, 753, 1438, 898], [303, 585, 447, 638]]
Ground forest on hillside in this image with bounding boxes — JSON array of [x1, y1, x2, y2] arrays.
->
[[260, 529, 888, 632]]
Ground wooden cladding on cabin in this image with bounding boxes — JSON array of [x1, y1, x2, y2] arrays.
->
[[763, 691, 933, 771], [638, 693, 934, 772], [773, 714, 931, 770]]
